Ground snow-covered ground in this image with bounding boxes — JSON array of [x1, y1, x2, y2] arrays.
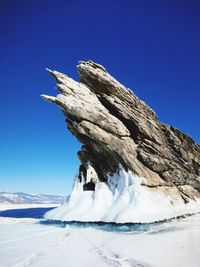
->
[[0, 212, 200, 267]]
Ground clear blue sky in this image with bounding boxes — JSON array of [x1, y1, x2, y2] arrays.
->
[[0, 0, 199, 195]]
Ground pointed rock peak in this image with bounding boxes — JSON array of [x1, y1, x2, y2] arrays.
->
[[46, 67, 54, 74], [41, 94, 57, 103], [46, 68, 68, 82], [78, 60, 107, 73]]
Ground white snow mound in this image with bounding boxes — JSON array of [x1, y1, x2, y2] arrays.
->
[[44, 166, 200, 223]]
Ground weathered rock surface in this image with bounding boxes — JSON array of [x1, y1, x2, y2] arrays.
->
[[42, 60, 200, 207]]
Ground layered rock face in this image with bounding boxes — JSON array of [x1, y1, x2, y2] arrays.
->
[[42, 60, 200, 222]]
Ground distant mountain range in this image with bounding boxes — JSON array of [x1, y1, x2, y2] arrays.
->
[[0, 192, 65, 204]]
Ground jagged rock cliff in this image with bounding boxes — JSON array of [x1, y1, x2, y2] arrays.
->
[[42, 60, 200, 222]]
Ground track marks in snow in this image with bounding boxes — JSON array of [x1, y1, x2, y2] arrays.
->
[[12, 250, 48, 267], [10, 231, 71, 267], [77, 229, 153, 267], [94, 247, 153, 267]]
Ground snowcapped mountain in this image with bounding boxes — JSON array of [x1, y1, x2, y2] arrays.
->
[[0, 192, 65, 204]]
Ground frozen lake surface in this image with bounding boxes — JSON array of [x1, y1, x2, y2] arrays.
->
[[0, 205, 200, 267], [0, 207, 54, 219]]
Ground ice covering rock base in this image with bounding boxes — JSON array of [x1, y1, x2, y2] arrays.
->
[[44, 165, 200, 223], [42, 60, 200, 223]]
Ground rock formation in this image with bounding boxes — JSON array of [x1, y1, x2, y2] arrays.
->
[[42, 60, 200, 222]]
